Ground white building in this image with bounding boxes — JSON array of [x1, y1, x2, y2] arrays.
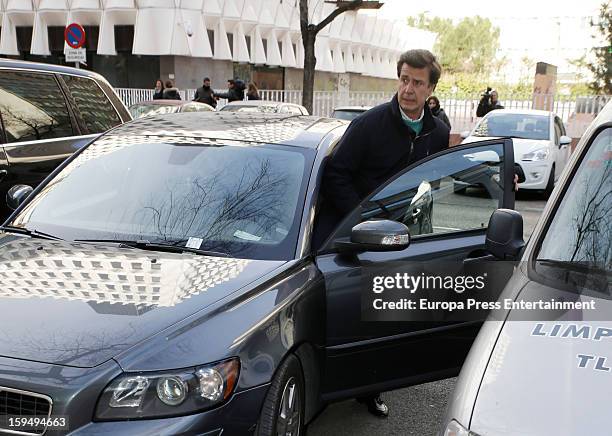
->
[[0, 0, 435, 91]]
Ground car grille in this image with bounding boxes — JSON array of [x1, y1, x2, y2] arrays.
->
[[0, 387, 52, 435]]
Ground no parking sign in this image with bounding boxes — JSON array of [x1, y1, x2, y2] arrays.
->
[[64, 23, 86, 49], [64, 23, 86, 64]]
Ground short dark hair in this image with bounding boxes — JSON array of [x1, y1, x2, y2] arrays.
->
[[396, 49, 442, 86], [164, 80, 173, 88], [203, 77, 210, 82]]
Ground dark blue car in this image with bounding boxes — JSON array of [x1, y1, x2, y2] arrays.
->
[[0, 111, 516, 435]]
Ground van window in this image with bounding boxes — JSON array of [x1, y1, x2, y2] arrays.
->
[[0, 71, 74, 143], [536, 127, 611, 288], [62, 75, 122, 133]]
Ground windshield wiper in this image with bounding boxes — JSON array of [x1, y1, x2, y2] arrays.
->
[[0, 225, 63, 240], [74, 239, 232, 258], [536, 259, 611, 276]]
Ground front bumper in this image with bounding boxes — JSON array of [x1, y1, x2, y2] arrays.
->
[[70, 385, 269, 436], [0, 356, 268, 436], [516, 160, 553, 190]]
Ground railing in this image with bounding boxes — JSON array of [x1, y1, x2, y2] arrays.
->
[[116, 87, 610, 138]]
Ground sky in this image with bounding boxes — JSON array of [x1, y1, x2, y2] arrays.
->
[[371, 0, 607, 78]]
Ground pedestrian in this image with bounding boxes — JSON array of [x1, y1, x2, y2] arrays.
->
[[427, 96, 451, 130], [193, 77, 217, 108], [215, 79, 245, 102], [313, 49, 450, 418], [476, 87, 504, 117], [246, 82, 261, 100], [153, 79, 164, 100], [162, 80, 181, 100]]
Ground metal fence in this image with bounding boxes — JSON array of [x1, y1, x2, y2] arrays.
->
[[116, 87, 610, 138]]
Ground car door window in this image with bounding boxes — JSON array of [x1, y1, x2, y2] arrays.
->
[[0, 71, 74, 143], [61, 75, 122, 134], [287, 106, 302, 115], [328, 141, 509, 243]]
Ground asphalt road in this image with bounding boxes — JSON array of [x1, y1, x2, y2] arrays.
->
[[309, 192, 548, 436]]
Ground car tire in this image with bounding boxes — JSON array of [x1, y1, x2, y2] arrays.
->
[[256, 354, 305, 436], [542, 164, 555, 199]]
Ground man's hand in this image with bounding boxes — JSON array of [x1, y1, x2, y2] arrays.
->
[[514, 174, 519, 192]]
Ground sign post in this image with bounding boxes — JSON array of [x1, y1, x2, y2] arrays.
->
[[64, 23, 86, 68]]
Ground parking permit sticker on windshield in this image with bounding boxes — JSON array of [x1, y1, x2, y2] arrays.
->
[[186, 237, 203, 249]]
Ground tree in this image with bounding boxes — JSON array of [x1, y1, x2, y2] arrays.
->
[[299, 0, 382, 113], [584, 1, 612, 94], [407, 13, 500, 75]]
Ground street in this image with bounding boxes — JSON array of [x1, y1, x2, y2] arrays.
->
[[309, 192, 548, 436]]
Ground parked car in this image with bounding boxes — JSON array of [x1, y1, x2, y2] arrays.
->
[[0, 59, 131, 219], [331, 105, 372, 121], [129, 100, 215, 119], [219, 100, 309, 115], [461, 109, 572, 196], [442, 101, 612, 436], [0, 111, 518, 435]]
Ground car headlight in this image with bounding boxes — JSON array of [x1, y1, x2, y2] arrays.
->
[[443, 419, 479, 436], [521, 148, 550, 161], [95, 358, 240, 420]]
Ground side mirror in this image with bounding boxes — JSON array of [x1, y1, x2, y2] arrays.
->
[[7, 184, 33, 211], [335, 219, 410, 253], [460, 130, 470, 139], [485, 209, 525, 260], [559, 135, 572, 147]]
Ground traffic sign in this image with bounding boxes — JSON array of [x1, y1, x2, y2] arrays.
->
[[65, 48, 86, 63], [64, 23, 86, 49]]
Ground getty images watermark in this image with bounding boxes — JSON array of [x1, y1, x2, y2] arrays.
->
[[361, 261, 601, 322]]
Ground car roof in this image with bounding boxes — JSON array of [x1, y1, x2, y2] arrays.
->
[[131, 100, 189, 106], [224, 100, 304, 108], [104, 112, 346, 149], [333, 106, 373, 111], [0, 58, 108, 82], [486, 108, 553, 117]]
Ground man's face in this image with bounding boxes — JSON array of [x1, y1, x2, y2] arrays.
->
[[228, 81, 234, 89], [203, 80, 210, 87], [397, 63, 434, 116]]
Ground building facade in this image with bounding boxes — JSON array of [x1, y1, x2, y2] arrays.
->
[[0, 0, 435, 91]]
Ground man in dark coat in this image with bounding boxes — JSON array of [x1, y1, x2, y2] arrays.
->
[[215, 79, 245, 102], [476, 89, 504, 117], [314, 49, 450, 418], [193, 77, 216, 108]]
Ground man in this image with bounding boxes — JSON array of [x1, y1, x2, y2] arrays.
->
[[215, 79, 245, 102], [193, 77, 216, 108], [476, 88, 504, 117], [315, 49, 450, 417]]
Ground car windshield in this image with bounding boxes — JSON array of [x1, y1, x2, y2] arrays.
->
[[473, 113, 550, 140], [221, 105, 279, 113], [10, 139, 311, 260], [332, 110, 365, 121], [536, 127, 611, 291], [129, 104, 181, 119]]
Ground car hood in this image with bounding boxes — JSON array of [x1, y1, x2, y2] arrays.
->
[[471, 283, 612, 435], [462, 136, 550, 160], [0, 235, 284, 368]]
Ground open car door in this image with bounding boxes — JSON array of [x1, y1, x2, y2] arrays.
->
[[316, 138, 515, 401]]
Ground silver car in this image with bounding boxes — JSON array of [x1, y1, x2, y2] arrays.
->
[[441, 102, 611, 435]]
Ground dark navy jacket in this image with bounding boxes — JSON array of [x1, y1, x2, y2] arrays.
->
[[314, 94, 450, 249]]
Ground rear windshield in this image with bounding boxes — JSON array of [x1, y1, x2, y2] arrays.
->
[[129, 104, 180, 119], [473, 113, 550, 140], [332, 110, 365, 121]]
